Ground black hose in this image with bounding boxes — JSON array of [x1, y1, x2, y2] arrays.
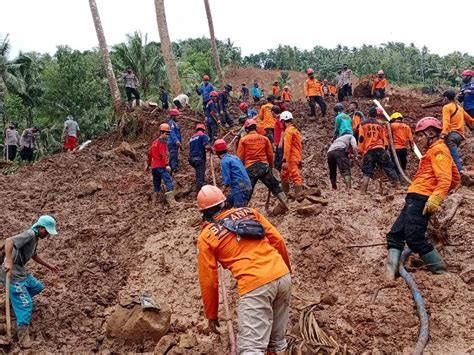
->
[[399, 249, 430, 355]]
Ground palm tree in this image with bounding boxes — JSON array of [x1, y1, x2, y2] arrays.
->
[[203, 0, 224, 88], [154, 0, 182, 96], [88, 0, 122, 115]]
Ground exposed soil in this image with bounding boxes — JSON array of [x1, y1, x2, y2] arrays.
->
[[0, 68, 473, 354]]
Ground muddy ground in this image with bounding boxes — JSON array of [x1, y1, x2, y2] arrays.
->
[[0, 87, 473, 353]]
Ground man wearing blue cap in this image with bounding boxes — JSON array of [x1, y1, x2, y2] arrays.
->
[[1, 215, 59, 349]]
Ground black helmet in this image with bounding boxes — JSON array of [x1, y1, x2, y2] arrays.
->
[[442, 89, 456, 100], [334, 103, 344, 113], [224, 84, 233, 91]]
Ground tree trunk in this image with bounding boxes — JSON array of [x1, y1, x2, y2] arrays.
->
[[203, 0, 224, 89], [154, 0, 182, 97], [88, 0, 122, 116]]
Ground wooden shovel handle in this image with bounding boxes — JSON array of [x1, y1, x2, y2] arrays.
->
[[5, 272, 11, 340]]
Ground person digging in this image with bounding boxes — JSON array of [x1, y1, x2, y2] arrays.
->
[[1, 215, 59, 349], [385, 117, 460, 280]]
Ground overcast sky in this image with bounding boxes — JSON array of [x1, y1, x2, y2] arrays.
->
[[3, 0, 473, 59]]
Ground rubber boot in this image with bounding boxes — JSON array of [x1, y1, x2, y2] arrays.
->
[[17, 326, 32, 349], [385, 248, 401, 280], [164, 191, 176, 207], [360, 175, 370, 194], [344, 176, 352, 189], [273, 192, 288, 215], [294, 184, 304, 202], [282, 181, 290, 195], [330, 179, 337, 190], [421, 249, 447, 274]]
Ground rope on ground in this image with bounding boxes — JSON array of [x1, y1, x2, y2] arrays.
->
[[398, 249, 429, 355], [287, 304, 349, 355]]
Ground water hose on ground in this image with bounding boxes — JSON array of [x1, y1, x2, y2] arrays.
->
[[398, 249, 429, 355]]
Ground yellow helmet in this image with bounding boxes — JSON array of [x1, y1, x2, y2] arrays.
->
[[390, 112, 403, 121]]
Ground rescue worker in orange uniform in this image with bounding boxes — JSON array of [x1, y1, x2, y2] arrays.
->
[[257, 95, 277, 144], [348, 101, 365, 141], [372, 70, 388, 99], [237, 119, 288, 210], [389, 112, 414, 176], [280, 111, 303, 200], [282, 86, 292, 102], [304, 68, 326, 117], [272, 81, 280, 96], [196, 185, 292, 354], [440, 89, 473, 174], [358, 107, 399, 193], [385, 117, 460, 279]]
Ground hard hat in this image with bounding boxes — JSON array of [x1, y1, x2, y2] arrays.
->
[[197, 185, 226, 210], [442, 89, 456, 100], [32, 215, 58, 236], [239, 102, 249, 111], [334, 103, 344, 112], [280, 111, 293, 121], [377, 70, 384, 75], [284, 86, 289, 89], [169, 108, 181, 116], [390, 112, 403, 121], [159, 123, 171, 132], [213, 139, 227, 152], [376, 107, 383, 116], [307, 68, 315, 75], [210, 90, 219, 97], [244, 118, 257, 129], [196, 123, 206, 131], [203, 75, 210, 81], [462, 69, 474, 77], [415, 117, 442, 133], [224, 84, 233, 91]]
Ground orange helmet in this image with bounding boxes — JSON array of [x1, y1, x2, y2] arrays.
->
[[197, 185, 226, 210], [169, 108, 180, 116], [239, 102, 249, 111], [196, 123, 206, 131], [213, 139, 227, 152], [159, 123, 171, 132], [307, 68, 315, 75], [415, 117, 442, 133], [210, 90, 219, 97]]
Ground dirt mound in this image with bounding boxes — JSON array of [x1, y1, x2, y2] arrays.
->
[[0, 85, 472, 353]]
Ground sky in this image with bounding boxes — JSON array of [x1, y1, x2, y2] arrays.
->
[[3, 0, 473, 59]]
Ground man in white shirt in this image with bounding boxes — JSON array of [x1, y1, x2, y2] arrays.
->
[[173, 92, 191, 109]]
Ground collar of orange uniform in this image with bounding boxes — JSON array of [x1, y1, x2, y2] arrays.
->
[[428, 139, 445, 150], [248, 130, 258, 136]]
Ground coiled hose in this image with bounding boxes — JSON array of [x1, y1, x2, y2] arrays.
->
[[398, 249, 429, 355]]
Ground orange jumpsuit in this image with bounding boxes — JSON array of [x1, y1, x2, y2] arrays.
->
[[197, 207, 291, 320], [304, 78, 323, 97], [282, 90, 292, 102], [237, 131, 274, 168], [272, 85, 280, 96], [281, 124, 303, 185], [372, 78, 387, 92], [390, 122, 414, 149], [258, 103, 275, 130], [441, 102, 472, 138]]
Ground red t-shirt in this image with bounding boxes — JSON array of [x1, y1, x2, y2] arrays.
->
[[274, 118, 285, 146], [147, 138, 168, 168]]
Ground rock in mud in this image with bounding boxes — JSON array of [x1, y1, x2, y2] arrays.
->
[[106, 301, 171, 344], [296, 204, 323, 216], [179, 333, 198, 348], [154, 334, 177, 354], [117, 141, 137, 161], [78, 181, 102, 197], [321, 293, 338, 306]]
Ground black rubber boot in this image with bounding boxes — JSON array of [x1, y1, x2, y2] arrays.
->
[[421, 249, 447, 274]]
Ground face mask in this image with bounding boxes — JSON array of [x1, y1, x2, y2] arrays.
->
[[127, 70, 132, 73]]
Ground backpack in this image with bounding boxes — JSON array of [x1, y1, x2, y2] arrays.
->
[[213, 217, 265, 241]]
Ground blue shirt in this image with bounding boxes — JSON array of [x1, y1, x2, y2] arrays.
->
[[167, 119, 181, 145], [189, 131, 209, 159], [241, 87, 249, 98], [334, 112, 353, 138], [251, 86, 262, 98], [196, 82, 215, 102], [221, 154, 252, 194], [206, 100, 218, 120], [461, 82, 474, 111], [218, 91, 228, 110], [160, 90, 168, 104], [247, 108, 258, 118]]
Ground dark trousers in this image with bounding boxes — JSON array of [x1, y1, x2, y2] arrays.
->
[[327, 149, 351, 180], [373, 88, 385, 99], [202, 99, 210, 111], [126, 87, 140, 105], [264, 128, 274, 145], [246, 162, 282, 199], [226, 190, 251, 209], [386, 193, 433, 256], [173, 100, 182, 109], [206, 117, 218, 143], [168, 143, 179, 173], [445, 131, 463, 172], [338, 84, 351, 102], [20, 147, 34, 162], [362, 148, 399, 181], [308, 96, 327, 117], [189, 156, 206, 192], [162, 101, 169, 110], [274, 147, 283, 171], [151, 167, 173, 192], [219, 108, 233, 127], [253, 96, 261, 103], [390, 148, 408, 172], [4, 145, 17, 161]]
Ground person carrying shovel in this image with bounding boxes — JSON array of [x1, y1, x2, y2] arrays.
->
[[1, 215, 59, 349]]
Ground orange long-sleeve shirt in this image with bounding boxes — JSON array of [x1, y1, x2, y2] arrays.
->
[[237, 130, 274, 167], [197, 207, 291, 320], [408, 140, 460, 198], [351, 112, 363, 134], [282, 124, 302, 163], [441, 102, 471, 138], [282, 90, 292, 102], [390, 122, 414, 149], [358, 118, 387, 155], [258, 102, 276, 130], [329, 85, 337, 95], [304, 78, 323, 97], [372, 78, 387, 91], [272, 85, 280, 96]]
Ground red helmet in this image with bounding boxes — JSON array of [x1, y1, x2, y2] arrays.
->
[[196, 123, 206, 131], [244, 118, 257, 129], [203, 75, 210, 81], [169, 108, 180, 116], [213, 139, 227, 152], [197, 185, 226, 210], [159, 123, 171, 132], [210, 90, 219, 97], [239, 102, 249, 111], [462, 69, 474, 77], [378, 70, 384, 75], [307, 68, 315, 75], [415, 117, 442, 133]]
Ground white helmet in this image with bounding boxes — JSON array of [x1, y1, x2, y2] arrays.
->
[[280, 111, 293, 121]]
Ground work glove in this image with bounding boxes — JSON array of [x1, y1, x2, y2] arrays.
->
[[166, 165, 171, 173], [423, 194, 443, 215]]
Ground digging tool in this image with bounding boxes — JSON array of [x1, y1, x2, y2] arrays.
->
[[209, 152, 217, 186], [0, 272, 12, 346]]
